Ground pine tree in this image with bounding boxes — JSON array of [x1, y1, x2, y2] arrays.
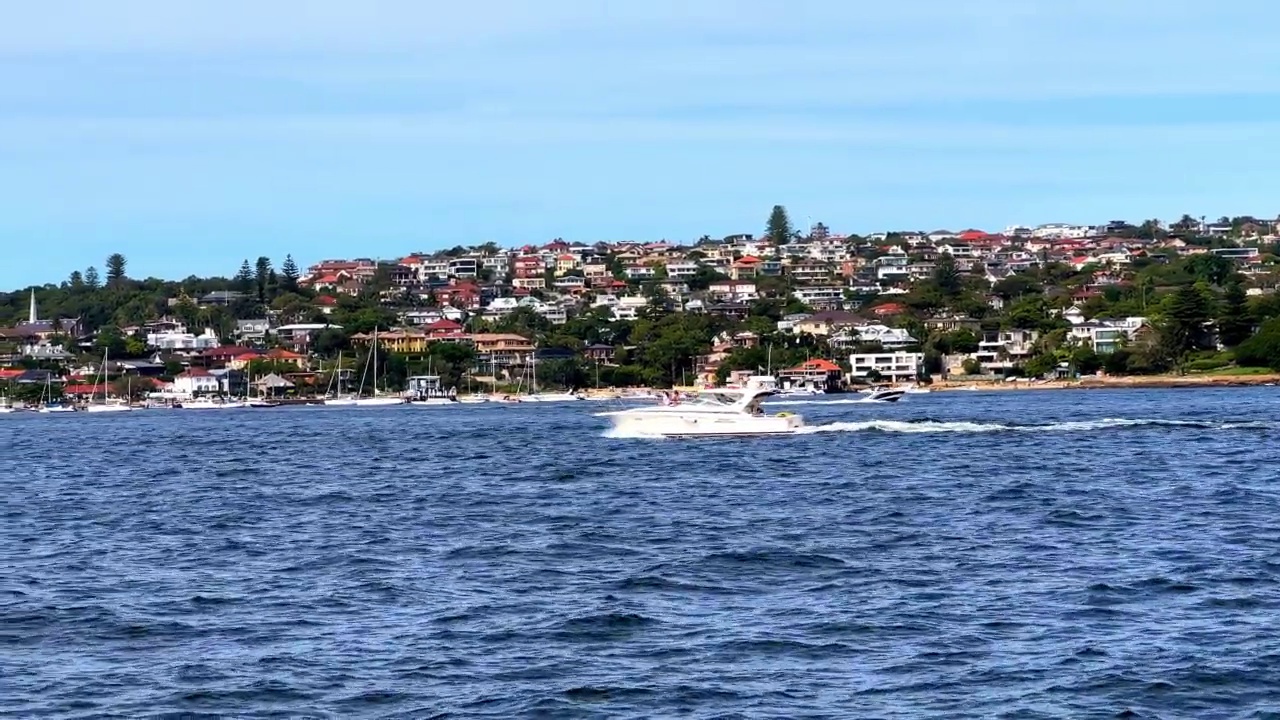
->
[[234, 259, 254, 292], [85, 266, 101, 289], [1160, 284, 1213, 367], [281, 254, 300, 292], [254, 257, 272, 303], [1217, 281, 1253, 347], [105, 253, 127, 285], [766, 205, 792, 246], [67, 270, 84, 290]]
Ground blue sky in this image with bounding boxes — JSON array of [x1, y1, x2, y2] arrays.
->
[[4, 0, 1280, 288]]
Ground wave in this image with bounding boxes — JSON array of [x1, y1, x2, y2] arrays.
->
[[796, 418, 1273, 434], [764, 397, 883, 406]]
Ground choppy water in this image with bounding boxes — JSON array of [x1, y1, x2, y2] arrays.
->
[[5, 387, 1280, 718]]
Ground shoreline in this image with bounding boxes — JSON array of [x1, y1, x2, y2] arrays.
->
[[928, 374, 1280, 392]]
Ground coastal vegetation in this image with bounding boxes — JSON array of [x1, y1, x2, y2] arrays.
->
[[5, 208, 1280, 393]]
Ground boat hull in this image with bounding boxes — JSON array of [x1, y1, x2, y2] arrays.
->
[[85, 404, 133, 413], [353, 397, 404, 407], [605, 411, 804, 437]]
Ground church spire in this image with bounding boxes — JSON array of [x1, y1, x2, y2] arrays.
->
[[28, 289, 37, 324]]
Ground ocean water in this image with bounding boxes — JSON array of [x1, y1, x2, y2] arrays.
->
[[4, 388, 1280, 718]]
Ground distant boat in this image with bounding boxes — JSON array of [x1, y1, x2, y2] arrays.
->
[[85, 348, 132, 413], [353, 329, 404, 407]]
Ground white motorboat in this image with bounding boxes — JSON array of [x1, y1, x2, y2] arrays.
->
[[176, 397, 246, 410], [598, 382, 804, 437], [456, 395, 490, 404], [520, 392, 584, 403], [861, 386, 906, 403], [409, 396, 457, 406]]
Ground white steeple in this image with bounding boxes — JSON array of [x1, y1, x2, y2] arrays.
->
[[28, 289, 37, 324]]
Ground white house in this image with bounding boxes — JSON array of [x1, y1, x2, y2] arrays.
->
[[834, 323, 917, 349], [171, 368, 221, 397], [148, 327, 221, 351], [849, 352, 924, 382], [1068, 317, 1147, 354], [612, 296, 650, 321]]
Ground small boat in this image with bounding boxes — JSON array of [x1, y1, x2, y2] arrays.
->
[[520, 392, 584, 403], [246, 399, 280, 408], [861, 386, 906, 403], [354, 395, 405, 407], [85, 348, 133, 413], [37, 403, 77, 414], [323, 395, 360, 406], [409, 396, 457, 406], [598, 380, 804, 437], [84, 401, 132, 413], [176, 397, 246, 410], [456, 395, 490, 404]]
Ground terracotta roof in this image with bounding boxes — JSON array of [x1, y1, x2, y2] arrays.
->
[[266, 348, 304, 360], [425, 319, 463, 331], [789, 359, 842, 373], [64, 383, 109, 394], [204, 346, 254, 357]]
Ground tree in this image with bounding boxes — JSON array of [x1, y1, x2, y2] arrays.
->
[[85, 266, 101, 289], [1159, 284, 1213, 367], [992, 273, 1042, 301], [766, 205, 792, 246], [254, 257, 273, 302], [932, 253, 963, 296], [105, 254, 127, 285], [281, 255, 301, 292], [961, 358, 983, 375], [1235, 317, 1280, 370], [235, 260, 254, 292], [1217, 281, 1253, 348]]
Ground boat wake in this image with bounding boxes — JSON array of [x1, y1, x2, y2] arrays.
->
[[765, 397, 888, 406], [796, 418, 1273, 434], [602, 416, 1273, 439]]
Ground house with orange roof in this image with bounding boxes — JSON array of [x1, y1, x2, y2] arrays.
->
[[264, 348, 308, 369], [778, 358, 845, 393]]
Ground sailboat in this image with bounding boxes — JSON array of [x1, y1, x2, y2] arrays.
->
[[519, 346, 584, 403], [85, 348, 132, 413], [37, 373, 75, 413], [354, 328, 404, 407], [323, 351, 358, 406]]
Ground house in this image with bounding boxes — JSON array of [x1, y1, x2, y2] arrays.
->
[[833, 324, 917, 349], [172, 367, 221, 396], [792, 286, 844, 309], [707, 281, 758, 303], [424, 319, 467, 339], [584, 344, 616, 363], [148, 327, 221, 351], [470, 333, 536, 370], [235, 319, 271, 344], [793, 310, 859, 336], [263, 348, 308, 369], [351, 329, 429, 354], [1068, 317, 1147, 353], [273, 323, 338, 352], [202, 345, 257, 367], [849, 352, 924, 382], [777, 359, 844, 392], [611, 296, 650, 321]]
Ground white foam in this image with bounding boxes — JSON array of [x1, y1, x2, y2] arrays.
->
[[796, 418, 1273, 435]]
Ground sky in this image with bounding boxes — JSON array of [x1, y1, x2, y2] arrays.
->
[[4, 0, 1280, 288]]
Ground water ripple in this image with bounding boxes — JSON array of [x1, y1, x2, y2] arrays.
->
[[4, 388, 1280, 717]]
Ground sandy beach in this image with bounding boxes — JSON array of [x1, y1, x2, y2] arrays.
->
[[929, 373, 1280, 392]]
